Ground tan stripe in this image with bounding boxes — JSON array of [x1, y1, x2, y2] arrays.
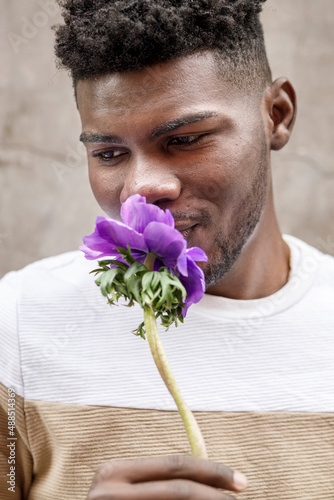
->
[[1, 382, 334, 499], [0, 383, 33, 500]]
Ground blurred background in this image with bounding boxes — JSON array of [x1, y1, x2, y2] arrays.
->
[[1, 0, 333, 278]]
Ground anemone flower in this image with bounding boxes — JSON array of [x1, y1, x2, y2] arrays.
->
[[81, 194, 208, 315], [81, 194, 208, 458]]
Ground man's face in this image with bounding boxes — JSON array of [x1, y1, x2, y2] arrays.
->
[[77, 52, 272, 289]]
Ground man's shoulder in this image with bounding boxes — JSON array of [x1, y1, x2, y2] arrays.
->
[[284, 235, 334, 304], [0, 251, 101, 394], [285, 234, 334, 272], [0, 250, 94, 293], [0, 252, 92, 394]]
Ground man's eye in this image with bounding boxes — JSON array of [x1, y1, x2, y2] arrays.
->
[[168, 135, 205, 147], [92, 150, 125, 162]]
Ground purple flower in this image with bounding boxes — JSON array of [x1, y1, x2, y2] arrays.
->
[[80, 194, 208, 314]]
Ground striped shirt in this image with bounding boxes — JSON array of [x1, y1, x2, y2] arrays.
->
[[0, 235, 333, 499]]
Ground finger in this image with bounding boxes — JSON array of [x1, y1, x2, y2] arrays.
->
[[89, 479, 239, 500], [92, 455, 248, 493]]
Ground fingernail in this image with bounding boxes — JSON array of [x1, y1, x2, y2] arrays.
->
[[233, 471, 248, 491]]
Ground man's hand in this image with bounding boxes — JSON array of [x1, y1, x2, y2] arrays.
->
[[87, 455, 248, 499]]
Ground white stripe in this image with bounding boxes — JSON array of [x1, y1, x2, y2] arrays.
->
[[0, 272, 24, 395]]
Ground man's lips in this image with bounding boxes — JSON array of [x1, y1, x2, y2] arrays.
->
[[171, 211, 210, 241], [174, 223, 197, 240]]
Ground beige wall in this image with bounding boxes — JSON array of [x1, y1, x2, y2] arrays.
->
[[1, 0, 333, 278]]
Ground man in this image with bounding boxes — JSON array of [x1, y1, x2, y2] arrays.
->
[[1, 1, 333, 499]]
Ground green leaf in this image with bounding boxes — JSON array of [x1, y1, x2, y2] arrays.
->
[[141, 271, 154, 291], [92, 259, 188, 335], [97, 268, 121, 295], [132, 320, 146, 339], [97, 259, 118, 267]]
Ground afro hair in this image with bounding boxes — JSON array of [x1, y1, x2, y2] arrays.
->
[[55, 0, 271, 88]]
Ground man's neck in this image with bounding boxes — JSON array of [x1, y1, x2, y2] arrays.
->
[[205, 212, 290, 300]]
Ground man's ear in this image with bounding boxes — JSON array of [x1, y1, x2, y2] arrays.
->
[[267, 77, 297, 151]]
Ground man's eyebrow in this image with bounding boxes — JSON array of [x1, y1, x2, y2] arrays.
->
[[79, 112, 218, 144], [151, 112, 218, 138], [79, 132, 125, 144]]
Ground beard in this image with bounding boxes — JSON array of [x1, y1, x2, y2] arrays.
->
[[204, 151, 269, 288]]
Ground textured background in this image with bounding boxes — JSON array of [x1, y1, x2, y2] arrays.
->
[[1, 0, 333, 278]]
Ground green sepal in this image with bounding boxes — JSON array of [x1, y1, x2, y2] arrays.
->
[[123, 261, 148, 307], [91, 248, 187, 337]]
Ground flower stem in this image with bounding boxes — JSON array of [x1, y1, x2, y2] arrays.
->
[[143, 304, 208, 458], [144, 252, 157, 271]]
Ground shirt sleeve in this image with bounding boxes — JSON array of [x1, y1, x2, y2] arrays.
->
[[0, 272, 33, 499]]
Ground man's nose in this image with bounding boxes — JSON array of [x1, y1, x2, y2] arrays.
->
[[120, 156, 182, 205]]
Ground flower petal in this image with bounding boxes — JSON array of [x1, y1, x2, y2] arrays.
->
[[179, 257, 206, 317], [79, 244, 107, 261], [175, 251, 188, 277], [143, 221, 186, 268], [121, 195, 175, 232], [120, 194, 146, 228], [186, 246, 208, 262], [81, 216, 148, 260]]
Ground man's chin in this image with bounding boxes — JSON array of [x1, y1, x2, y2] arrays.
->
[[202, 242, 245, 288]]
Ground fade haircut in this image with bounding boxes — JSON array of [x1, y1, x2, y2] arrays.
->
[[54, 0, 272, 90]]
